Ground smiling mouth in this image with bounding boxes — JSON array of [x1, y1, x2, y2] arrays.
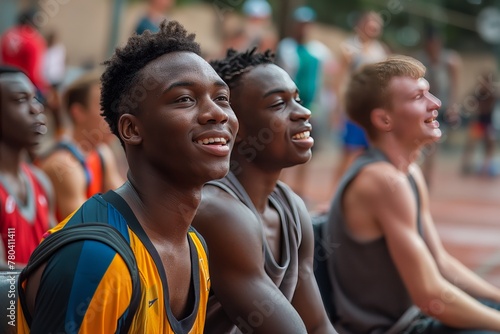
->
[[292, 131, 310, 140], [424, 117, 436, 124], [196, 137, 228, 145]]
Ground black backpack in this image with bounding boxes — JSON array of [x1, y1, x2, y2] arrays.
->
[[17, 222, 141, 333]]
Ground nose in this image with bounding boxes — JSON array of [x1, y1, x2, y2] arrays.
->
[[198, 99, 229, 125], [30, 97, 44, 115], [290, 103, 311, 121], [425, 91, 441, 110]]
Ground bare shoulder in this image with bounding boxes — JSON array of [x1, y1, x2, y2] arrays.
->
[[39, 149, 86, 194], [348, 161, 406, 198], [39, 149, 82, 180], [194, 184, 263, 247], [193, 184, 266, 277], [343, 161, 417, 239]]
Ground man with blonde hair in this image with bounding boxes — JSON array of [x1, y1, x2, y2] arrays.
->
[[325, 56, 500, 333]]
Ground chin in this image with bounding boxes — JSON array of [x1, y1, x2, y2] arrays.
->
[[204, 164, 230, 182], [298, 152, 313, 164]]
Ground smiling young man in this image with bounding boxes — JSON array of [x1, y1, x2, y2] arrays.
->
[[17, 21, 238, 333], [0, 66, 55, 268], [192, 48, 336, 334], [325, 56, 500, 333]]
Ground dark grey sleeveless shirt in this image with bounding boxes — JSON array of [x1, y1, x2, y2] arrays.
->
[[325, 148, 422, 334], [204, 172, 303, 334]]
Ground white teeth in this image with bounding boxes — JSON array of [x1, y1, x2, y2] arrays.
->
[[292, 131, 310, 140], [197, 137, 227, 145]]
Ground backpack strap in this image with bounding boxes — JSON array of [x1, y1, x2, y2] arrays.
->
[[18, 223, 141, 334]]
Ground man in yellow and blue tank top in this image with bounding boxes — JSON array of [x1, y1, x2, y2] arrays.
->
[[17, 19, 238, 333]]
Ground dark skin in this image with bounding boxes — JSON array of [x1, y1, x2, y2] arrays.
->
[[0, 72, 46, 176], [25, 51, 238, 320], [193, 64, 336, 333], [0, 72, 52, 212], [0, 72, 56, 269]]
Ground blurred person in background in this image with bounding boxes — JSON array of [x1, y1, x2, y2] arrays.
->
[[134, 0, 175, 35], [325, 56, 500, 333], [43, 30, 67, 88], [38, 70, 124, 221], [415, 24, 462, 187], [1, 8, 48, 98], [331, 10, 390, 192], [276, 6, 332, 200], [241, 0, 278, 52], [461, 71, 499, 177], [0, 66, 56, 268]]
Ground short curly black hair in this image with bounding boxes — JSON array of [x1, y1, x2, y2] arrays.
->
[[100, 20, 201, 145], [210, 47, 274, 90]]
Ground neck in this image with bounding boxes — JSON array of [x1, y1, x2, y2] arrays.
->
[[371, 136, 422, 173], [231, 157, 281, 213], [117, 169, 202, 243], [0, 144, 25, 175]]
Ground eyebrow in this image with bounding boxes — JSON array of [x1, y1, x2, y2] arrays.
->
[[161, 79, 229, 95], [263, 88, 298, 98]]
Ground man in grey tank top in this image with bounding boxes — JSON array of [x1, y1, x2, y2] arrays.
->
[[325, 55, 500, 333], [192, 48, 336, 333]]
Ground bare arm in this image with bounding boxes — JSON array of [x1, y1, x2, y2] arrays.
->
[[412, 164, 500, 303], [291, 193, 337, 333], [192, 186, 307, 334], [40, 152, 87, 220], [364, 164, 500, 330]]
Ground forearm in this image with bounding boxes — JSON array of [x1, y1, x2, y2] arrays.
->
[[420, 281, 500, 330], [440, 254, 500, 302]]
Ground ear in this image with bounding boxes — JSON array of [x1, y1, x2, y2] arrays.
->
[[118, 113, 142, 146], [371, 108, 392, 133]]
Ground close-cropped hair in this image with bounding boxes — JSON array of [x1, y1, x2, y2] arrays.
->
[[345, 55, 426, 138], [210, 47, 274, 89], [100, 20, 201, 144]]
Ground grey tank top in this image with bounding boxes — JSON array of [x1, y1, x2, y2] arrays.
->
[[204, 172, 303, 334], [325, 148, 422, 334]]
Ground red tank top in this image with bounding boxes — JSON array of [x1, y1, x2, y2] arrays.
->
[[0, 164, 51, 266]]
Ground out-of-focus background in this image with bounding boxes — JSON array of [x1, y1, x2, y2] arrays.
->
[[1, 0, 500, 282]]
